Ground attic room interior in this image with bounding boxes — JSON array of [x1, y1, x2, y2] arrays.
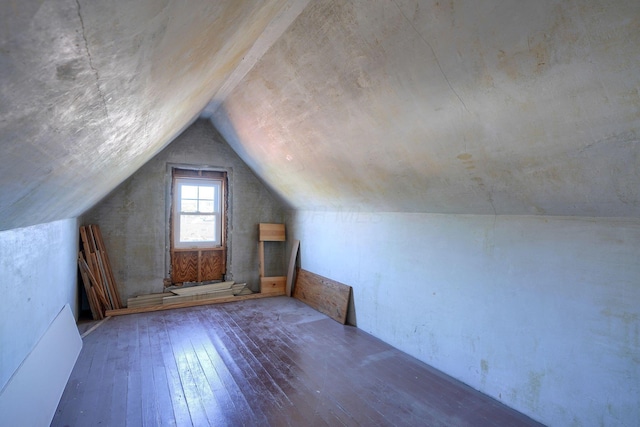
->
[[0, 0, 638, 426]]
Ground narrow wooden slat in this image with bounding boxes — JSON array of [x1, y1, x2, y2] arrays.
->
[[164, 317, 212, 425], [191, 335, 253, 425], [293, 269, 351, 324], [258, 223, 285, 241], [220, 305, 343, 425], [84, 253, 110, 311], [205, 308, 292, 413], [162, 289, 235, 304], [258, 241, 265, 277], [78, 254, 107, 316], [129, 292, 175, 302], [223, 304, 360, 425], [176, 311, 233, 425], [154, 316, 193, 425], [86, 224, 99, 253], [78, 252, 99, 320], [94, 251, 115, 309], [231, 283, 248, 295], [285, 239, 300, 297], [127, 293, 174, 308], [91, 225, 122, 308], [79, 226, 103, 299], [170, 281, 234, 296], [194, 310, 270, 425]]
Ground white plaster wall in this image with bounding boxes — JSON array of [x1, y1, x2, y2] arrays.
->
[[0, 218, 79, 391], [288, 211, 640, 426]]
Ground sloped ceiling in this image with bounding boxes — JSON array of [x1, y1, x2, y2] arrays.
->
[[0, 0, 304, 231], [210, 0, 640, 217], [1, 1, 639, 232]]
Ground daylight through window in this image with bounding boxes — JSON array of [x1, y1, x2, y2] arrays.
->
[[173, 175, 224, 249]]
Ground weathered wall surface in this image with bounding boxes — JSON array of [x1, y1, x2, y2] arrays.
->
[[0, 218, 78, 391], [0, 0, 298, 231], [288, 210, 640, 426], [83, 120, 286, 300], [213, 0, 640, 218]]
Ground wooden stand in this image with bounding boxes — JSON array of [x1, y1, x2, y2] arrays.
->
[[258, 223, 286, 295]]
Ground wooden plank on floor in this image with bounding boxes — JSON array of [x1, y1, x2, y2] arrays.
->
[[169, 281, 234, 296], [292, 269, 351, 324], [162, 289, 235, 304], [127, 293, 175, 308], [106, 292, 283, 317]]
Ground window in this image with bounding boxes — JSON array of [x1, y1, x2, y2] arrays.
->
[[172, 170, 226, 250], [169, 168, 227, 284], [174, 178, 221, 248]]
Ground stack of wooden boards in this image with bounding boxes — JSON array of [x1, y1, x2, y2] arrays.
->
[[126, 281, 252, 309], [78, 225, 123, 320]]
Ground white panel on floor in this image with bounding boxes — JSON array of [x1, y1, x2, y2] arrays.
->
[[0, 304, 82, 427]]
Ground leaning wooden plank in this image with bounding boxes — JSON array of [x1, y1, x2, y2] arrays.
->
[[78, 252, 99, 320], [84, 253, 110, 310], [79, 226, 92, 255], [89, 225, 117, 308], [91, 225, 123, 308], [169, 281, 234, 296], [105, 292, 285, 316], [86, 224, 99, 254], [292, 269, 351, 324], [94, 252, 115, 309], [258, 223, 285, 241], [79, 227, 100, 290], [286, 239, 300, 297], [78, 254, 108, 315], [88, 287, 104, 320], [162, 289, 235, 304]]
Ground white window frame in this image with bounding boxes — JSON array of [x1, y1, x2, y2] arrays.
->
[[173, 177, 223, 249]]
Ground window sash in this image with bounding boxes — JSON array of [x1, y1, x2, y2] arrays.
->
[[173, 177, 223, 249]]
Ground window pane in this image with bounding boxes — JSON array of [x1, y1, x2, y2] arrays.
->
[[181, 199, 197, 212], [182, 185, 198, 199], [199, 200, 214, 213], [199, 186, 214, 200], [180, 215, 216, 242]]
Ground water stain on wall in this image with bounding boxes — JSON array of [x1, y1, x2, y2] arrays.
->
[[480, 358, 489, 386], [527, 370, 545, 411]]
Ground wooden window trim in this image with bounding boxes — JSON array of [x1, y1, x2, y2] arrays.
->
[[169, 168, 227, 284]]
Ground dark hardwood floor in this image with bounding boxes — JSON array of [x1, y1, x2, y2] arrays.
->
[[53, 297, 543, 426]]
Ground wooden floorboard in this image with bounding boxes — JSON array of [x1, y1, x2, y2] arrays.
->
[[53, 297, 543, 427]]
